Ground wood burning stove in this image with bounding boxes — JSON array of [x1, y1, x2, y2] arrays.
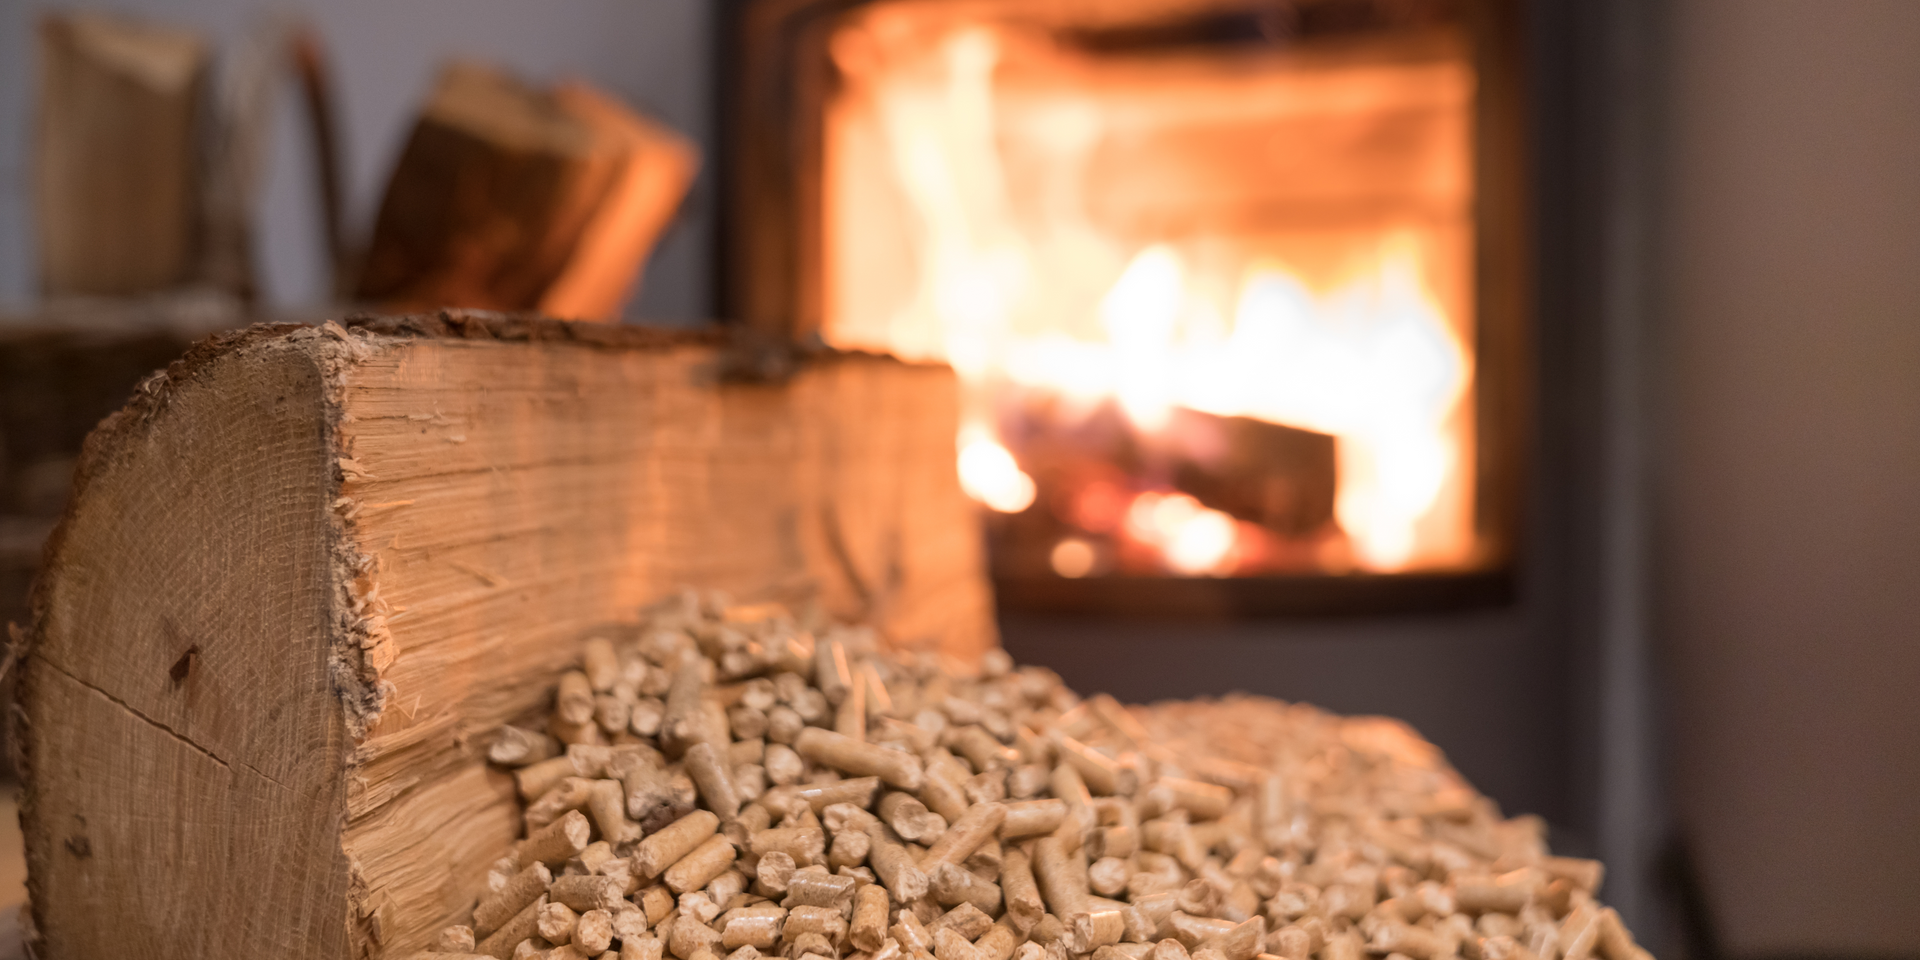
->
[[722, 0, 1528, 614]]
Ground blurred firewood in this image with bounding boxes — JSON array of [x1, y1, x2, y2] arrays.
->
[[540, 84, 700, 321], [357, 63, 698, 320], [35, 13, 210, 296], [355, 62, 618, 311]]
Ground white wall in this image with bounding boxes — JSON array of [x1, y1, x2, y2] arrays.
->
[[0, 0, 715, 321], [1660, 1, 1920, 953]]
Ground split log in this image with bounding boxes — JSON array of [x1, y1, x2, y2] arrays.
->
[[356, 63, 697, 320], [537, 83, 700, 322], [19, 315, 993, 958], [35, 12, 209, 295]]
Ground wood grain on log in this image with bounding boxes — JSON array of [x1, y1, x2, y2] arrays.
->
[[20, 316, 993, 959]]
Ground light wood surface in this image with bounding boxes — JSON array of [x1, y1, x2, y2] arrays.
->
[[19, 316, 993, 958], [0, 791, 23, 960]]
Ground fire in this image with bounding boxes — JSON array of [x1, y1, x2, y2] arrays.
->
[[1100, 246, 1185, 432], [1125, 492, 1241, 577], [956, 430, 1036, 514], [824, 15, 1477, 573]]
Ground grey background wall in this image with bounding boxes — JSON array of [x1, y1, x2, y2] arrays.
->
[[1658, 2, 1920, 955], [0, 0, 717, 321]]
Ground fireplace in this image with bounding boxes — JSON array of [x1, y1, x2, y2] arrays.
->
[[723, 0, 1528, 614]]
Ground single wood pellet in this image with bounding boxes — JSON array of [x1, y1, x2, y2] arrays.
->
[[449, 591, 1653, 960], [475, 863, 553, 937]]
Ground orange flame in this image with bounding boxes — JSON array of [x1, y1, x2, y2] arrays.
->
[[825, 18, 1478, 573], [1125, 491, 1241, 576], [956, 428, 1036, 514]]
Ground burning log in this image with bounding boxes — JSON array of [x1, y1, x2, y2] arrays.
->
[[18, 315, 991, 958], [993, 400, 1337, 578]]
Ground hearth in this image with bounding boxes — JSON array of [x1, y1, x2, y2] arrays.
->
[[723, 0, 1529, 615]]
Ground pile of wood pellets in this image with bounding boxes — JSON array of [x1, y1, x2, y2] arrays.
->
[[425, 593, 1652, 960]]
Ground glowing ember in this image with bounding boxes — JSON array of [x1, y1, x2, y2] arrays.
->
[[1049, 537, 1097, 578], [824, 12, 1479, 574], [1124, 491, 1240, 576]]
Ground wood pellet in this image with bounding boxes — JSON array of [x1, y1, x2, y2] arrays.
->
[[445, 590, 1653, 960]]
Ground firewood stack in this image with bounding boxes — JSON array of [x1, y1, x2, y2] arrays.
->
[[434, 592, 1652, 960]]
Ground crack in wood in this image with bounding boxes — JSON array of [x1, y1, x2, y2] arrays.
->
[[35, 652, 291, 790]]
